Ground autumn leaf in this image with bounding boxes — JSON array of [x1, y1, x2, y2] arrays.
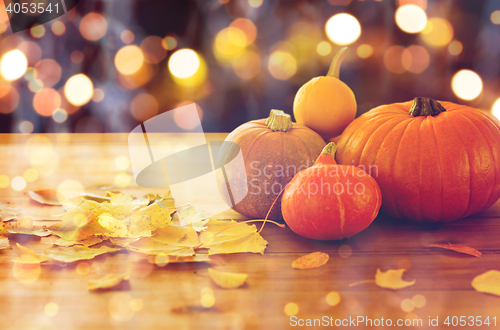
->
[[128, 226, 198, 256], [14, 243, 48, 264], [426, 243, 482, 257], [471, 270, 500, 296], [172, 205, 208, 231], [43, 245, 120, 263], [198, 219, 268, 255], [109, 237, 139, 247], [375, 268, 416, 290], [54, 236, 105, 247], [292, 252, 329, 270], [0, 203, 21, 221], [88, 274, 130, 292], [156, 254, 214, 264], [3, 217, 51, 237], [28, 189, 67, 206], [50, 210, 110, 241], [208, 268, 248, 289], [0, 237, 9, 250]]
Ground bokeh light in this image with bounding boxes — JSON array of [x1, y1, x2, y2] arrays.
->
[[338, 244, 352, 258], [80, 13, 108, 41], [230, 19, 257, 45], [325, 13, 361, 46], [214, 27, 248, 62], [19, 121, 34, 134], [33, 88, 61, 116], [232, 50, 261, 79], [70, 50, 84, 64], [141, 36, 167, 64], [52, 109, 68, 123], [30, 25, 46, 39], [0, 85, 20, 114], [169, 49, 200, 78], [130, 298, 144, 312], [357, 44, 373, 58], [35, 59, 62, 87], [130, 93, 159, 121], [448, 40, 463, 56], [18, 41, 42, 66], [64, 74, 94, 106], [0, 175, 9, 188], [115, 156, 130, 170], [115, 173, 132, 187], [121, 30, 135, 44], [45, 303, 59, 317], [402, 45, 430, 73], [248, 0, 263, 8], [326, 292, 341, 306], [492, 98, 500, 120], [161, 36, 177, 51], [317, 41, 332, 56], [57, 179, 84, 197], [421, 18, 454, 47], [13, 262, 40, 284], [200, 287, 215, 308], [395, 5, 427, 33], [401, 298, 415, 312], [173, 103, 203, 130], [12, 176, 27, 191], [412, 294, 426, 308], [268, 50, 297, 80], [92, 88, 105, 102], [24, 169, 39, 182], [51, 21, 66, 36], [384, 45, 406, 74], [1, 50, 28, 81], [284, 302, 299, 316], [109, 293, 135, 322], [115, 45, 144, 75], [451, 69, 483, 100], [491, 10, 500, 25]]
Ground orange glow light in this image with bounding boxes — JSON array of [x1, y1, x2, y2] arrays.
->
[[402, 45, 430, 73], [52, 21, 66, 36], [141, 36, 167, 64], [80, 13, 108, 41], [0, 85, 19, 114], [230, 18, 257, 45], [130, 93, 159, 121], [120, 30, 135, 44], [384, 45, 406, 74], [34, 59, 62, 88], [33, 88, 61, 117]]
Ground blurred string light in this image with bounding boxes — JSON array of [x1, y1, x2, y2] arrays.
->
[[325, 13, 361, 46], [168, 48, 207, 87], [0, 85, 19, 114], [0, 49, 28, 81], [356, 44, 373, 58], [130, 93, 158, 121], [30, 25, 45, 38], [64, 74, 94, 106], [115, 156, 130, 170], [115, 45, 144, 75], [451, 70, 483, 100], [248, 0, 263, 8], [492, 98, 500, 120], [317, 41, 332, 56], [230, 19, 257, 45], [121, 30, 135, 44], [173, 102, 203, 130], [491, 10, 500, 25], [395, 4, 427, 33], [33, 88, 61, 116], [268, 50, 297, 80], [448, 40, 463, 55], [51, 21, 66, 36], [11, 176, 26, 191], [80, 13, 107, 41], [214, 27, 248, 62], [161, 36, 177, 51], [18, 41, 42, 65], [421, 18, 453, 46]]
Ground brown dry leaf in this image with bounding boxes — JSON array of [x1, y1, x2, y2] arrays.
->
[[292, 252, 329, 270], [427, 243, 482, 257], [88, 274, 130, 292], [198, 219, 268, 255], [208, 268, 248, 289], [0, 203, 21, 221], [43, 245, 120, 263], [375, 268, 416, 290], [0, 237, 10, 250], [14, 243, 48, 264], [28, 189, 67, 206], [471, 270, 500, 296], [3, 217, 51, 237]]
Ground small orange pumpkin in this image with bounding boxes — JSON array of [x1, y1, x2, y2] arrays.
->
[[293, 47, 357, 139], [217, 110, 326, 220], [336, 97, 500, 223]]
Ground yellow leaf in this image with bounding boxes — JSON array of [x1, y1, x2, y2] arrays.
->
[[43, 245, 120, 263], [0, 236, 9, 250], [292, 252, 329, 269], [471, 270, 500, 296], [50, 209, 109, 241], [14, 243, 48, 264], [28, 189, 67, 205], [4, 217, 51, 237], [375, 268, 416, 290], [54, 236, 105, 247], [109, 237, 139, 247], [88, 274, 130, 292], [98, 213, 129, 237], [0, 203, 21, 222], [199, 219, 268, 255], [172, 206, 208, 231], [208, 268, 248, 289]]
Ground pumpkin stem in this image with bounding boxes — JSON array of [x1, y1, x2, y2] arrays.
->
[[266, 109, 293, 132], [409, 97, 447, 117], [321, 142, 337, 157], [327, 47, 348, 79]]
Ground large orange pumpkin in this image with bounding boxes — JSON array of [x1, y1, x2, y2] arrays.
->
[[336, 97, 500, 223], [217, 110, 326, 220]]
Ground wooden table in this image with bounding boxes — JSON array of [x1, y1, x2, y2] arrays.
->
[[0, 133, 499, 329]]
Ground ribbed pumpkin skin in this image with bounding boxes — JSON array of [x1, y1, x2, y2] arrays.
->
[[218, 119, 326, 220], [336, 101, 500, 223]]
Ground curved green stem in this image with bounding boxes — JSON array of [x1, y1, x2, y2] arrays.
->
[[327, 47, 348, 79]]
